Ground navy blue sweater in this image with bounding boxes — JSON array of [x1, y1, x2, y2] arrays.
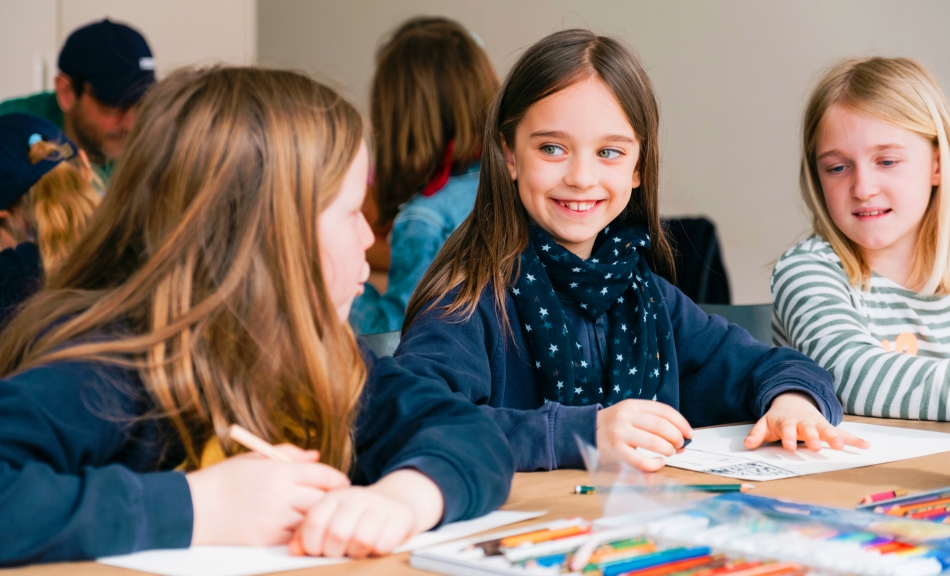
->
[[0, 342, 513, 565], [395, 276, 843, 472], [0, 242, 42, 330]]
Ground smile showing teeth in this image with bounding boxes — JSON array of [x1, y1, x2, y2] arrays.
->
[[558, 200, 596, 212], [855, 209, 890, 217]]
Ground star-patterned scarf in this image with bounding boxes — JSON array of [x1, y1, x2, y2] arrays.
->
[[510, 220, 674, 407]]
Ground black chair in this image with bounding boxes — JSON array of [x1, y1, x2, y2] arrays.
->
[[661, 217, 731, 305]]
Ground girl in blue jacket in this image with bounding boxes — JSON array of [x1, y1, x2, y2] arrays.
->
[[0, 68, 512, 565], [349, 17, 498, 335], [397, 29, 869, 473]]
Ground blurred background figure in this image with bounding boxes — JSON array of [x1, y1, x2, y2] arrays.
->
[[0, 19, 154, 186], [350, 16, 498, 335]]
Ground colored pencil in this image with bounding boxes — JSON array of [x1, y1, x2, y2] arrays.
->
[[860, 489, 907, 504], [857, 487, 950, 511], [599, 547, 712, 576], [574, 483, 754, 495], [227, 424, 292, 461]]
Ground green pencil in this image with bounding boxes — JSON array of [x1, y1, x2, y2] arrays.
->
[[573, 483, 754, 495]]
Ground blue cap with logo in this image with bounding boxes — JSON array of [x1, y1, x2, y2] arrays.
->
[[0, 113, 78, 210], [58, 19, 155, 108]]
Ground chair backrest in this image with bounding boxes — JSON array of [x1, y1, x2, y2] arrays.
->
[[698, 303, 773, 346], [360, 330, 401, 357], [662, 217, 731, 305]]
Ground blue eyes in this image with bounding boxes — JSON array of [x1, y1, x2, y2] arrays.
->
[[824, 160, 898, 174], [539, 145, 623, 159]]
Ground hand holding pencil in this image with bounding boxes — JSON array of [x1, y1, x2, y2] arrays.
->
[[185, 425, 350, 547]]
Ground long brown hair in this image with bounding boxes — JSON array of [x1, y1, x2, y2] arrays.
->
[[405, 29, 674, 334], [24, 140, 101, 274], [0, 67, 367, 471], [371, 16, 498, 224], [801, 57, 950, 295]]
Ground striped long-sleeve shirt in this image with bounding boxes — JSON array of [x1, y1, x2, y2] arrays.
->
[[772, 235, 950, 420]]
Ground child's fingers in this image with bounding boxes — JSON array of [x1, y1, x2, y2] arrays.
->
[[273, 444, 320, 462], [638, 401, 693, 438], [373, 515, 414, 556], [615, 442, 665, 472], [629, 412, 686, 452], [297, 497, 341, 556], [815, 422, 845, 450], [294, 463, 351, 491], [322, 500, 366, 557], [780, 421, 799, 451], [839, 429, 871, 449], [289, 485, 329, 513], [801, 423, 822, 451], [743, 417, 770, 450], [343, 508, 385, 559], [623, 425, 678, 457]]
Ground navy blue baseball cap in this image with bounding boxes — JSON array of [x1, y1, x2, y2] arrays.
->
[[0, 113, 78, 210], [58, 19, 155, 108]]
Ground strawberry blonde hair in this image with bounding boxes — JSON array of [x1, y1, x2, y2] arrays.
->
[[0, 67, 367, 471]]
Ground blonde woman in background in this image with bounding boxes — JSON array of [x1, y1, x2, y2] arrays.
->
[[0, 113, 100, 328], [772, 57, 950, 420]]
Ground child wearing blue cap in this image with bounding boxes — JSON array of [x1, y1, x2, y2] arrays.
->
[[0, 113, 100, 328]]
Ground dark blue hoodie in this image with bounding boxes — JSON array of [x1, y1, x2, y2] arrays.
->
[[0, 341, 513, 565], [394, 275, 842, 472]]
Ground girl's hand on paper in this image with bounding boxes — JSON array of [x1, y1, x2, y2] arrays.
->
[[596, 399, 693, 471], [745, 392, 871, 452], [187, 444, 350, 546], [289, 469, 444, 559]]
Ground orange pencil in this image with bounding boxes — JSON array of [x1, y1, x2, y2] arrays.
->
[[886, 496, 950, 516], [624, 555, 721, 576], [500, 524, 590, 547]]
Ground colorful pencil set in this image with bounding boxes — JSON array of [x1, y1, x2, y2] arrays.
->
[[411, 494, 950, 576], [856, 486, 950, 524]]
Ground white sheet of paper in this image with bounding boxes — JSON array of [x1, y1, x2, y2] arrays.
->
[[639, 422, 950, 482], [97, 509, 545, 576]]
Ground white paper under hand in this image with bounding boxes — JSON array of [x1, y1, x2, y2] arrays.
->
[[638, 422, 950, 482], [97, 510, 546, 576]]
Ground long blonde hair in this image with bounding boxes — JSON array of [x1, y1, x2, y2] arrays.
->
[[801, 57, 950, 295], [0, 67, 367, 471], [23, 140, 101, 274]]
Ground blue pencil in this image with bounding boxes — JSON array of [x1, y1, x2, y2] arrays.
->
[[599, 546, 712, 576]]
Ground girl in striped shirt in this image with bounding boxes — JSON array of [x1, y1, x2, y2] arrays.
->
[[773, 57, 950, 420]]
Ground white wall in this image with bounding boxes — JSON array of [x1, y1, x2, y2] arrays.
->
[[258, 0, 950, 304], [0, 0, 257, 101]]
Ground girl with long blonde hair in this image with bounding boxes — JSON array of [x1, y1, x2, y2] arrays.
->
[[0, 113, 100, 328], [773, 57, 950, 421], [0, 67, 511, 564]]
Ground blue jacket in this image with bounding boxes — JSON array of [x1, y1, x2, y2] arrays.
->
[[0, 242, 42, 330], [394, 275, 843, 472], [350, 164, 479, 335], [0, 341, 513, 565]]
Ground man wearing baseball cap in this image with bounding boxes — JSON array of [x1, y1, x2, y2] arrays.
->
[[0, 19, 155, 186]]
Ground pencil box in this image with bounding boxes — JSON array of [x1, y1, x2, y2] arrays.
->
[[410, 494, 950, 576]]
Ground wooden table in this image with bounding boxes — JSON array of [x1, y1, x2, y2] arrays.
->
[[7, 416, 950, 575]]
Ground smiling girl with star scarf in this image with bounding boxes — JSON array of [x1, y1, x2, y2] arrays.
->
[[395, 29, 869, 473]]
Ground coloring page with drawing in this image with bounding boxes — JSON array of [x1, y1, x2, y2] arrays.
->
[[638, 422, 950, 482]]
